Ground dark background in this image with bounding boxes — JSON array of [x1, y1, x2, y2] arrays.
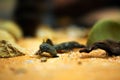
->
[[13, 0, 120, 36]]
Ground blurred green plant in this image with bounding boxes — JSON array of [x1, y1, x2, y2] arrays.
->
[[87, 19, 120, 46]]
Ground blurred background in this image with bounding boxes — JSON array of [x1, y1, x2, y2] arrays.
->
[[0, 0, 120, 37]]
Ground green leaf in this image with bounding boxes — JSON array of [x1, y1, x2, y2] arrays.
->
[[87, 20, 120, 46]]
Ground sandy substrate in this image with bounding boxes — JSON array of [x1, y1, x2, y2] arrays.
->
[[0, 38, 120, 80]]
